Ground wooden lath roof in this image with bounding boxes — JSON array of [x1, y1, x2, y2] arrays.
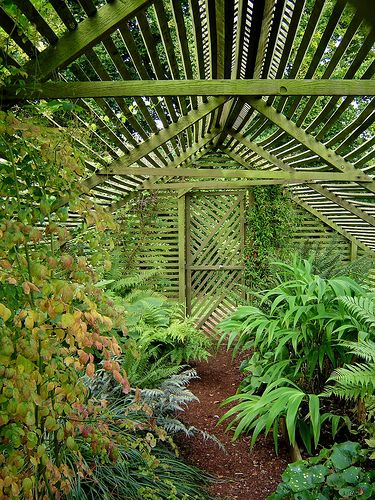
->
[[1, 0, 375, 251]]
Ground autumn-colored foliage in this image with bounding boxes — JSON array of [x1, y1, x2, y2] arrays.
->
[[0, 110, 131, 498]]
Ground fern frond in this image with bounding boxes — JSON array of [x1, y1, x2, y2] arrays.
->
[[324, 339, 375, 401], [112, 269, 158, 293], [339, 340, 375, 363], [327, 363, 375, 399], [339, 296, 375, 332]]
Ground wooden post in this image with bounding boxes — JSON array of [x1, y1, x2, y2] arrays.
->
[[178, 191, 187, 315], [350, 240, 358, 261], [186, 194, 193, 317]]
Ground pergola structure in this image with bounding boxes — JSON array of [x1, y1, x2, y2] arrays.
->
[[1, 0, 375, 326]]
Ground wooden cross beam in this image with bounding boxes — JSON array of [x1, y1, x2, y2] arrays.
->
[[293, 197, 373, 254], [106, 130, 221, 212], [98, 166, 372, 183], [142, 179, 369, 190], [52, 97, 227, 210], [82, 97, 228, 190], [4, 80, 375, 101]]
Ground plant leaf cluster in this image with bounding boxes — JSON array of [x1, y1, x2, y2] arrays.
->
[[219, 255, 373, 453]]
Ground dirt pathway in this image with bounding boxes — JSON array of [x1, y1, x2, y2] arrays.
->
[[177, 347, 289, 499]]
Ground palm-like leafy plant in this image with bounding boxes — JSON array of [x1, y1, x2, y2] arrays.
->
[[218, 256, 367, 453]]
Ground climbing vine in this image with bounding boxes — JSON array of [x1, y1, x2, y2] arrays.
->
[[244, 186, 298, 291]]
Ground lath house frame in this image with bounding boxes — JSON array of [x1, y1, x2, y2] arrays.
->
[[1, 0, 375, 267]]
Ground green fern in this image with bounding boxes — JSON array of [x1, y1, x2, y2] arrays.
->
[[339, 296, 375, 332], [111, 269, 158, 294], [298, 236, 375, 283], [140, 320, 212, 364], [325, 340, 375, 401]]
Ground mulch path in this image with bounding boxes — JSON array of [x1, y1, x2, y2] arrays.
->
[[176, 347, 289, 499]]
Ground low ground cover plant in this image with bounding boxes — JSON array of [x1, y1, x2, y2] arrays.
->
[[268, 441, 375, 499]]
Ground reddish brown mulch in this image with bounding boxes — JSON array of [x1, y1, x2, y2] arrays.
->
[[176, 347, 289, 499]]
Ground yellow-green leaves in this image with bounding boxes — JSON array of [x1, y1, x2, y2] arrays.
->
[[0, 303, 11, 322]]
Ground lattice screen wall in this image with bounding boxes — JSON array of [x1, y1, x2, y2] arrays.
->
[[130, 195, 179, 298], [125, 192, 357, 330], [292, 208, 352, 263]]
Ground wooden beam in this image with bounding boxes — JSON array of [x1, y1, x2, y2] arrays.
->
[[178, 193, 187, 308], [5, 80, 375, 100], [99, 166, 372, 182], [350, 240, 358, 261], [81, 97, 227, 191], [106, 130, 221, 212], [293, 198, 374, 254], [21, 0, 152, 81], [246, 97, 375, 195], [142, 180, 328, 190], [229, 132, 375, 229]]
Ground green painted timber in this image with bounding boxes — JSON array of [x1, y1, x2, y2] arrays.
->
[[293, 198, 372, 254], [5, 80, 375, 100], [247, 97, 375, 195], [142, 180, 332, 189], [99, 167, 372, 182], [52, 98, 227, 211], [22, 0, 152, 80], [229, 132, 375, 228]]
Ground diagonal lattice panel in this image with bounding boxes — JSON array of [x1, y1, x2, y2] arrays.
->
[[186, 192, 245, 332]]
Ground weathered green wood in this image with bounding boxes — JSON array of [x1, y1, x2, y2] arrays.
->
[[253, 0, 275, 78], [185, 194, 193, 316], [350, 240, 358, 261], [178, 193, 186, 309], [105, 130, 221, 213], [80, 98, 227, 192], [48, 0, 78, 31], [293, 198, 372, 254], [247, 97, 375, 195], [7, 79, 375, 100], [136, 10, 180, 122], [227, 134, 375, 228], [99, 166, 371, 182], [22, 0, 152, 80], [12, 0, 58, 44], [143, 180, 325, 189], [0, 6, 38, 58]]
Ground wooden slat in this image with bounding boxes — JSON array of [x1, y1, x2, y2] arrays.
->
[[49, 0, 78, 31], [21, 0, 152, 80], [0, 6, 38, 58], [247, 97, 375, 195], [228, 134, 375, 229]]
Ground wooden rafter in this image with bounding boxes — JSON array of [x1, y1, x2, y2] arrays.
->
[[21, 0, 152, 80], [246, 98, 375, 195], [107, 130, 221, 212], [293, 198, 372, 254], [99, 167, 372, 183], [51, 97, 227, 211], [229, 132, 375, 229]]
